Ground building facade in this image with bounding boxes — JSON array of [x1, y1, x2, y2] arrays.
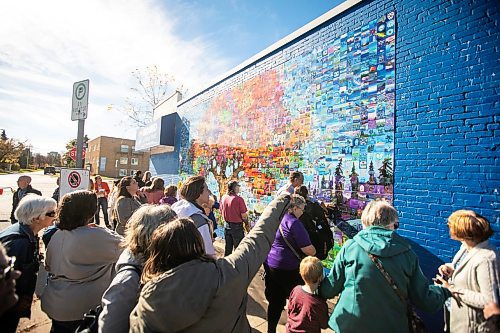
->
[[85, 136, 150, 178], [150, 1, 498, 330]]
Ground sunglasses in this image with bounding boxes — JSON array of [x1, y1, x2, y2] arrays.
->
[[0, 256, 16, 281], [45, 211, 57, 217]]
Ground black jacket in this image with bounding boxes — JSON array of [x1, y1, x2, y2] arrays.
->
[[10, 185, 42, 223], [299, 199, 334, 260]]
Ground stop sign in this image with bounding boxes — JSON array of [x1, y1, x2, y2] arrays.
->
[[69, 147, 86, 161]]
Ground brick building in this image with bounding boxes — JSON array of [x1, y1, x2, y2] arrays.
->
[[85, 136, 150, 178]]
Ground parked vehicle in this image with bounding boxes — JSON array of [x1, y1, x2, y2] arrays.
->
[[44, 166, 56, 175]]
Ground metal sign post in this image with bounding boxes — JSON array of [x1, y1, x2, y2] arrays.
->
[[72, 79, 89, 168]]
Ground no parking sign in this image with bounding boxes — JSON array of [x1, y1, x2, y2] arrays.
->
[[60, 168, 90, 199]]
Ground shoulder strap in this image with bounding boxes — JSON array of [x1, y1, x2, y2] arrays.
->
[[365, 252, 407, 303], [279, 224, 302, 261]]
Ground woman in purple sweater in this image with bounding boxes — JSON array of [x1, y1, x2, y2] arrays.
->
[[264, 194, 316, 333]]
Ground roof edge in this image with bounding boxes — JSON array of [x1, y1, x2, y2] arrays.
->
[[178, 0, 363, 107]]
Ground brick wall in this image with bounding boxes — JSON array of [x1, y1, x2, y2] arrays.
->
[[171, 1, 498, 329], [86, 136, 150, 178], [177, 0, 498, 257]]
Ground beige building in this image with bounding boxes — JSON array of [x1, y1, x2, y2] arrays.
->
[[85, 136, 150, 178]]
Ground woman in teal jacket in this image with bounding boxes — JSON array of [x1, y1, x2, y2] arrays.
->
[[320, 200, 451, 333]]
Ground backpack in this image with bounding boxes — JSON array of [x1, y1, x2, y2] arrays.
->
[[299, 200, 334, 260], [75, 264, 142, 333]]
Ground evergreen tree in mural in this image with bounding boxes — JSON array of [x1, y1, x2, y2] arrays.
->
[[378, 158, 393, 185], [368, 160, 376, 185], [350, 163, 359, 199], [334, 158, 345, 206]]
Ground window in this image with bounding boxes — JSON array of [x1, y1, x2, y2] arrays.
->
[[120, 157, 128, 165], [119, 169, 128, 176], [131, 158, 139, 165], [130, 169, 137, 176], [99, 157, 107, 172], [120, 144, 129, 153]]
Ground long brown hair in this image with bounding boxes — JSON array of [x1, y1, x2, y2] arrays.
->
[[117, 176, 134, 198], [142, 218, 214, 283]]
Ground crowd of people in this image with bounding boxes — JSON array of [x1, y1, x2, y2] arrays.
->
[[0, 171, 498, 333]]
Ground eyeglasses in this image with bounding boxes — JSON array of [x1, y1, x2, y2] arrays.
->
[[45, 211, 56, 217], [0, 256, 16, 280]]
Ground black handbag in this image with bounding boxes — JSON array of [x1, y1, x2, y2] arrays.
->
[[75, 306, 102, 333], [365, 251, 428, 333]]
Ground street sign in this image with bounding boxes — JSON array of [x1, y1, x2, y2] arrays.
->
[[71, 79, 89, 121], [69, 147, 86, 161], [60, 168, 90, 199], [67, 171, 82, 188]]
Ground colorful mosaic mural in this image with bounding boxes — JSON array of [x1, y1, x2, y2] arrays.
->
[[179, 12, 396, 222]]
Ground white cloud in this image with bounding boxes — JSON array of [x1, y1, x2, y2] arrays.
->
[[0, 0, 231, 154]]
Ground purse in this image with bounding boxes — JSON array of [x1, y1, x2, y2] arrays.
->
[[279, 224, 303, 261], [365, 251, 428, 333]]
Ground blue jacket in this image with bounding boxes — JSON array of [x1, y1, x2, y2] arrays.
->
[[0, 223, 39, 318]]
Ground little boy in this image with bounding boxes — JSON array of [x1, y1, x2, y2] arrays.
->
[[286, 256, 329, 333]]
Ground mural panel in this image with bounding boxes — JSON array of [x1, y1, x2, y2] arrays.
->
[[179, 12, 396, 226]]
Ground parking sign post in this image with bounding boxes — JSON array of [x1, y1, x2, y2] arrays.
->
[[72, 79, 89, 168]]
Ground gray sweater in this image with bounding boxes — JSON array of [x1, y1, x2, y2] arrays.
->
[[41, 226, 123, 321], [99, 249, 143, 333], [129, 195, 291, 333]]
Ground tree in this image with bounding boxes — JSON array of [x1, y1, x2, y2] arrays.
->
[[47, 152, 62, 166], [63, 136, 89, 168], [33, 153, 48, 168], [121, 65, 185, 127], [0, 134, 25, 168], [1, 130, 7, 141]]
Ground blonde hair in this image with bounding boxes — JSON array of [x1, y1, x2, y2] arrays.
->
[[447, 210, 493, 243], [361, 200, 398, 228], [123, 205, 177, 256], [300, 256, 323, 284]]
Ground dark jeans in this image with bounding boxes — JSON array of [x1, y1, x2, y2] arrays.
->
[[95, 197, 109, 226], [50, 319, 82, 333], [224, 222, 244, 256], [263, 263, 303, 333]]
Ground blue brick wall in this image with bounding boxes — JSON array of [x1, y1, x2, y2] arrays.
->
[[393, 0, 499, 261], [167, 1, 498, 330], [178, 0, 498, 261]]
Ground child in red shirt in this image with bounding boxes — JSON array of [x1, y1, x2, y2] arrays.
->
[[286, 256, 329, 333]]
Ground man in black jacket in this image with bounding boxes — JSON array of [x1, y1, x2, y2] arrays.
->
[[10, 176, 42, 223], [294, 185, 334, 260]]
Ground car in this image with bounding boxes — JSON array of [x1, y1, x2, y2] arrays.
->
[[44, 166, 56, 175]]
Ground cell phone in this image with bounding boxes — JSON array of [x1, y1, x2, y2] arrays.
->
[[432, 277, 442, 285]]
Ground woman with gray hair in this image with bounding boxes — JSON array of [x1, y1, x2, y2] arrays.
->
[[98, 204, 177, 333], [319, 200, 451, 333], [0, 194, 57, 333], [264, 194, 316, 333]]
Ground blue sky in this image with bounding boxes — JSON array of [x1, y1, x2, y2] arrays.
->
[[0, 0, 343, 154]]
